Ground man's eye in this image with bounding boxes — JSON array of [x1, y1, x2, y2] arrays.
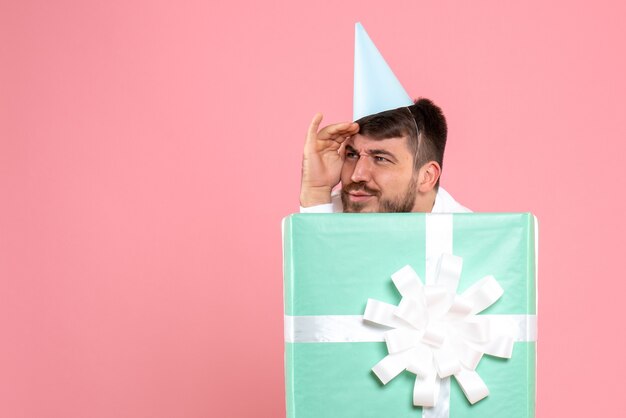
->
[[346, 152, 358, 159], [374, 156, 390, 163]]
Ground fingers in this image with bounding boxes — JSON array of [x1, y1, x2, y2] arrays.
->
[[323, 121, 359, 136], [318, 122, 359, 141], [305, 114, 359, 152], [307, 113, 324, 140], [338, 141, 347, 160]]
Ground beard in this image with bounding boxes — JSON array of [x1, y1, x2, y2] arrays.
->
[[341, 177, 418, 213]]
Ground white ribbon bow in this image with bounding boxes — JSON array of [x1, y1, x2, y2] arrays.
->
[[363, 254, 516, 408]]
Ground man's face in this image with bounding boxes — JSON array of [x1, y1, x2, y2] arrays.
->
[[340, 134, 418, 213]]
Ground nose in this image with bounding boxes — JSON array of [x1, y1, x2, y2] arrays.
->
[[350, 156, 373, 183]]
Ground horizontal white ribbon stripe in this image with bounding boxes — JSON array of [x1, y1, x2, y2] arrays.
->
[[284, 314, 536, 343]]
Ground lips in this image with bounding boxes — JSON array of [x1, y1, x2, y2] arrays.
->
[[342, 183, 380, 204], [347, 190, 375, 202]]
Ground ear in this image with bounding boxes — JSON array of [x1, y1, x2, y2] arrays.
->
[[417, 161, 441, 193]]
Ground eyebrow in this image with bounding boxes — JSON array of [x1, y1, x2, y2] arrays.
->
[[346, 144, 398, 161]]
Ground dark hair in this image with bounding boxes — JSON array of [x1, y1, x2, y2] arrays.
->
[[355, 98, 448, 187]]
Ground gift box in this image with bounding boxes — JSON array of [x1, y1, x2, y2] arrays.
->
[[283, 213, 537, 418]]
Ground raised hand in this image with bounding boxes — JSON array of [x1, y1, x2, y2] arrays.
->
[[300, 113, 359, 207]]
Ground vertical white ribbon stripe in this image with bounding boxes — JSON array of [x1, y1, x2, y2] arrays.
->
[[423, 214, 453, 418]]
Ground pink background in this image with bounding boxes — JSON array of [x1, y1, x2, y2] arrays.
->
[[1, 1, 625, 417]]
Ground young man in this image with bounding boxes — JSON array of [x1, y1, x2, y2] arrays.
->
[[300, 98, 470, 214]]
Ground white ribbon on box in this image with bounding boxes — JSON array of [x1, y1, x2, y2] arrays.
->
[[284, 214, 537, 418], [364, 257, 515, 410]]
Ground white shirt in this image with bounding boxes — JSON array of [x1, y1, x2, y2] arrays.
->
[[299, 186, 471, 213]]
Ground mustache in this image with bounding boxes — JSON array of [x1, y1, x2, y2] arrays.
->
[[342, 183, 380, 196]]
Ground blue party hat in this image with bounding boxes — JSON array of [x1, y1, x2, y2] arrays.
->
[[353, 23, 413, 121]]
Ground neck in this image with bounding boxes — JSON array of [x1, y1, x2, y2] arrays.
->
[[411, 189, 437, 213]]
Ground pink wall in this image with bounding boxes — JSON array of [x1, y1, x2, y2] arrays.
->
[[1, 1, 624, 417]]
